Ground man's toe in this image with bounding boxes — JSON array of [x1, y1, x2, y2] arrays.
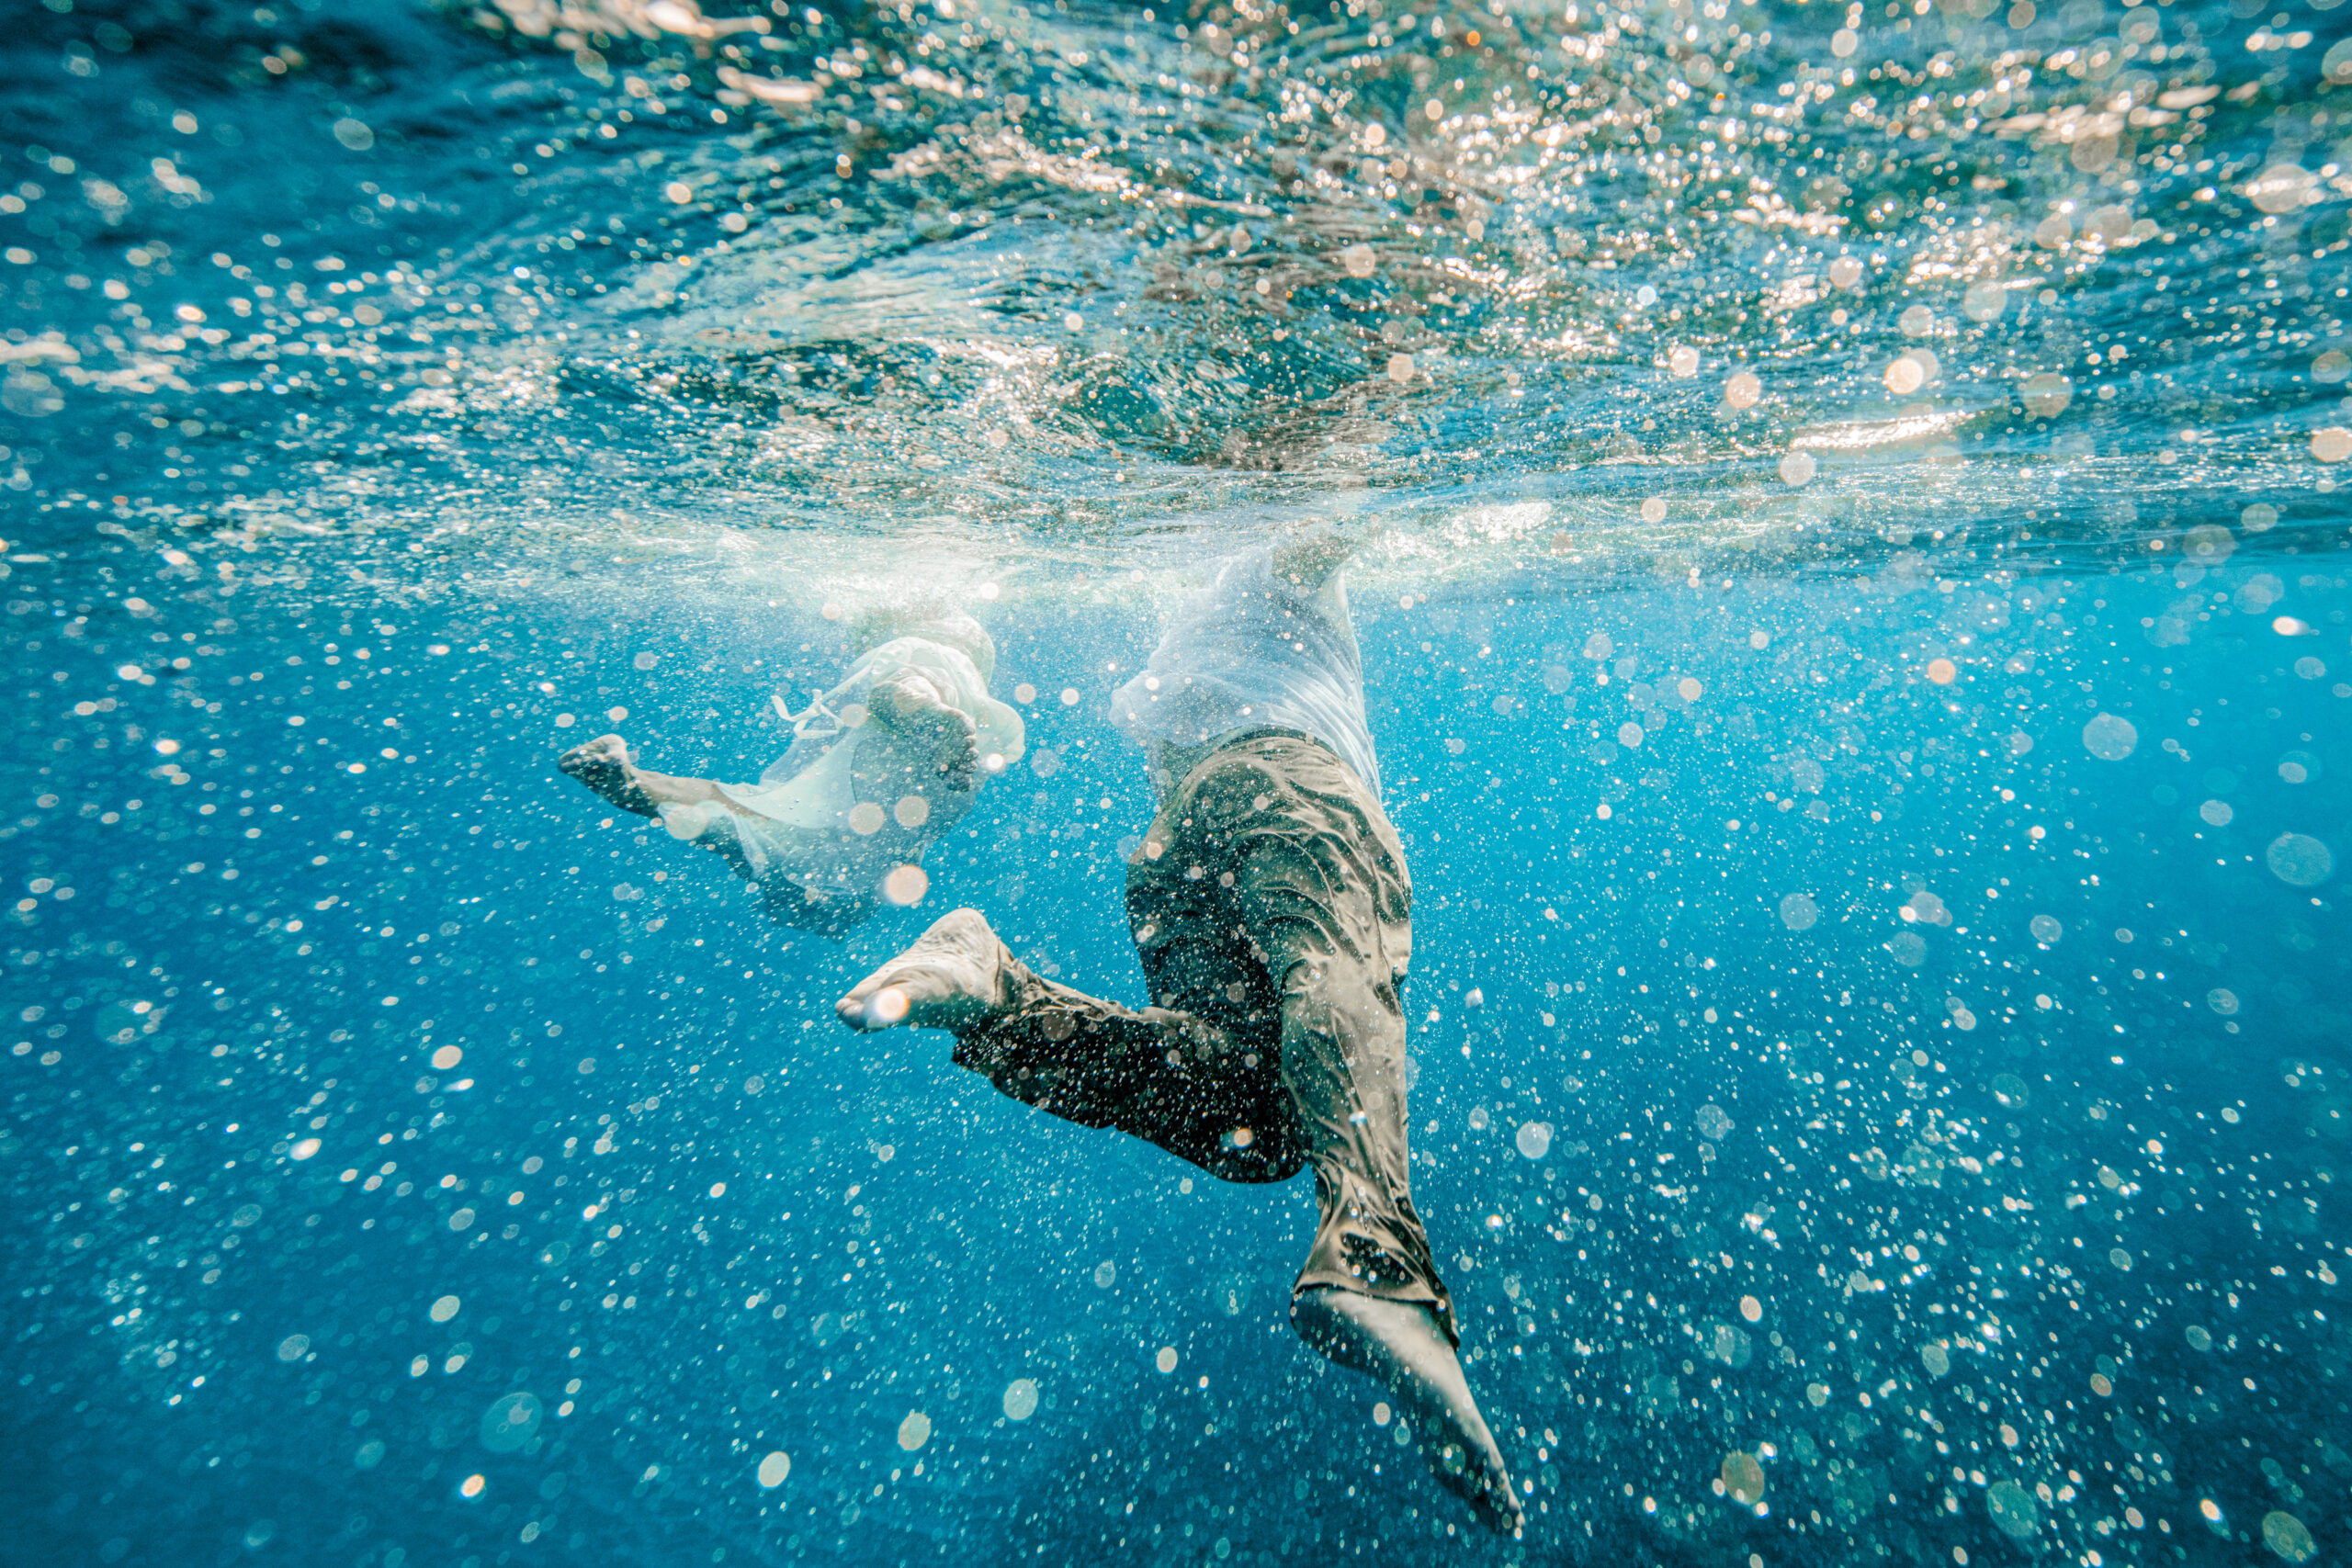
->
[[837, 984, 911, 1031]]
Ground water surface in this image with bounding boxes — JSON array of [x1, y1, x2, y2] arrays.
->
[[3, 0, 2349, 1563]]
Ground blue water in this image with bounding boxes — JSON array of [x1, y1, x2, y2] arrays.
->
[[4, 0, 2350, 1563]]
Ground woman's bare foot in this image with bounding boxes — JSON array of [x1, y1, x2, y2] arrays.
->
[[862, 673, 982, 796], [559, 734, 736, 818], [558, 734, 659, 816], [1292, 1287, 1523, 1536], [836, 908, 1019, 1032]]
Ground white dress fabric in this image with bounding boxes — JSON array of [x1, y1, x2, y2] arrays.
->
[[655, 635, 1022, 869], [1110, 550, 1381, 799]]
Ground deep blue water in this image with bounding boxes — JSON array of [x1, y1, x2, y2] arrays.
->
[[3, 0, 2350, 1565]]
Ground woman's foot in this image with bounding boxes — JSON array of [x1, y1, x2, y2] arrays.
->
[[836, 908, 1020, 1032], [562, 728, 980, 942], [559, 733, 660, 816], [862, 672, 982, 796], [559, 733, 735, 818], [1292, 1288, 1523, 1537]]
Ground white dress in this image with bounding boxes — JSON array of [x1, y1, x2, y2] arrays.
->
[[1109, 550, 1381, 799], [656, 635, 1024, 886]]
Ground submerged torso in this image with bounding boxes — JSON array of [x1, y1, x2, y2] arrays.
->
[[1111, 551, 1381, 801]]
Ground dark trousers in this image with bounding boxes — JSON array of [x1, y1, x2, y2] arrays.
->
[[951, 733, 1455, 1343]]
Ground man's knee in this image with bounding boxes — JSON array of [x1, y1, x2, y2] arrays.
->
[[1280, 956, 1405, 1033], [1182, 1124, 1306, 1185]]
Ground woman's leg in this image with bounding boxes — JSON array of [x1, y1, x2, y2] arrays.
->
[[558, 665, 982, 935], [558, 732, 741, 818], [560, 733, 865, 928]]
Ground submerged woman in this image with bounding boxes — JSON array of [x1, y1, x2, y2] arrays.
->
[[559, 604, 1023, 935], [832, 540, 1523, 1536]]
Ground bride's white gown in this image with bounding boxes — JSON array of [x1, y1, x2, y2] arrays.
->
[[656, 634, 1024, 926]]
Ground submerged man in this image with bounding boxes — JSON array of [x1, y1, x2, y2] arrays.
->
[[835, 542, 1521, 1534], [559, 605, 1023, 935]]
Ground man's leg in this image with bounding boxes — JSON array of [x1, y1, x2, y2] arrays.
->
[[837, 745, 1520, 1531], [836, 908, 1300, 1184], [1274, 964, 1521, 1537], [1190, 737, 1521, 1534]]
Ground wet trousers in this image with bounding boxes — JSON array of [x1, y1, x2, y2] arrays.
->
[[950, 732, 1455, 1343]]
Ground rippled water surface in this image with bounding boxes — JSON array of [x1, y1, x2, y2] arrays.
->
[[3, 0, 2350, 1562]]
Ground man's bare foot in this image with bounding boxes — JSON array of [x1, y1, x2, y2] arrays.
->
[[1292, 1288, 1523, 1537], [836, 908, 1018, 1033]]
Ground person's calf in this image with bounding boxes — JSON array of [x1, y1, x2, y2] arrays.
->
[[1291, 1287, 1522, 1537], [560, 733, 736, 818]]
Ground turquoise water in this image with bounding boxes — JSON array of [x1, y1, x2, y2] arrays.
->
[[3, 0, 2349, 1563]]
